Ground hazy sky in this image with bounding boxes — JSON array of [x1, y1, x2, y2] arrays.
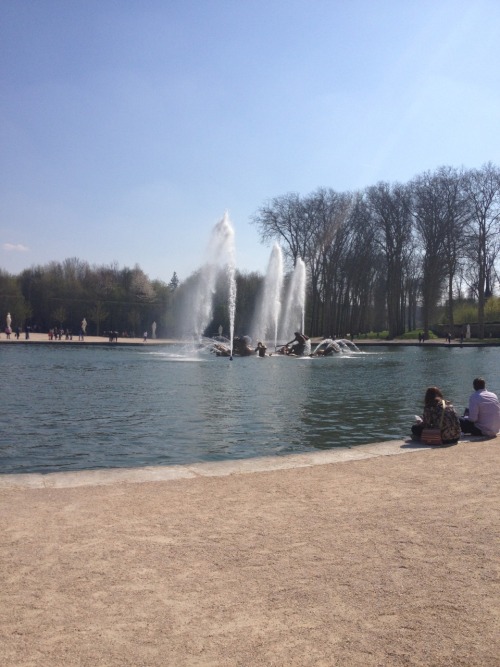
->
[[1, 0, 499, 283]]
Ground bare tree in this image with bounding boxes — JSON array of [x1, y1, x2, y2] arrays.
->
[[131, 265, 154, 301], [303, 188, 352, 335], [319, 192, 379, 336], [403, 253, 421, 332], [252, 192, 315, 265], [366, 182, 413, 337], [410, 170, 452, 337], [463, 163, 500, 338], [437, 166, 471, 327]]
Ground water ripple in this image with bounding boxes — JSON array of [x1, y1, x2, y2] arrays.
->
[[1, 344, 499, 473]]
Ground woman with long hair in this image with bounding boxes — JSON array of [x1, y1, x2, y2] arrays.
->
[[412, 386, 460, 445]]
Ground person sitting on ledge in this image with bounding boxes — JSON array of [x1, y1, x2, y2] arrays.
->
[[459, 377, 500, 437], [411, 386, 461, 445]]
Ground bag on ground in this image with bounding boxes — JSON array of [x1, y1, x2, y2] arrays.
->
[[421, 428, 443, 445]]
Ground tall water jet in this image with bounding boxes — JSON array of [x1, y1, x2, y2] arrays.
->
[[280, 257, 306, 341], [251, 243, 284, 349], [184, 212, 236, 354], [224, 216, 237, 358]]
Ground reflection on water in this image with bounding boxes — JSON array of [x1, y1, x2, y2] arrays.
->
[[1, 344, 499, 473]]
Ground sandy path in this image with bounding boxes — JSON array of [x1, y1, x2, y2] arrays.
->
[[1, 440, 499, 666]]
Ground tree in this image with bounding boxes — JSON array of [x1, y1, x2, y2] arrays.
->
[[410, 170, 450, 337], [0, 270, 31, 331], [437, 166, 471, 328], [150, 279, 171, 338], [252, 192, 316, 265], [52, 305, 67, 328], [88, 301, 109, 336], [302, 188, 352, 335], [463, 163, 500, 338], [366, 182, 413, 337], [169, 272, 179, 291], [131, 265, 154, 301], [342, 194, 382, 335]]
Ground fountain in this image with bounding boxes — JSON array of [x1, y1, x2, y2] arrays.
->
[[310, 338, 362, 356], [250, 242, 284, 350], [182, 212, 237, 356], [178, 214, 308, 357], [280, 258, 306, 342], [250, 249, 309, 353]]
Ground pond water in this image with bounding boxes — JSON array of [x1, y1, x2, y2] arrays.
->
[[1, 343, 499, 474]]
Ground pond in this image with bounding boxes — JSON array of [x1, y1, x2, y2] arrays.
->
[[1, 343, 499, 474]]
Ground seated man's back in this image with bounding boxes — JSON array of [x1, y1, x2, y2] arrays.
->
[[469, 387, 500, 436]]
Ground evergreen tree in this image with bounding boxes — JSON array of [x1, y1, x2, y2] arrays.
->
[[169, 272, 179, 291]]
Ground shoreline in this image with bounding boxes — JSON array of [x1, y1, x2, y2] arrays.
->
[[0, 435, 492, 489], [0, 332, 497, 347], [0, 438, 442, 488]]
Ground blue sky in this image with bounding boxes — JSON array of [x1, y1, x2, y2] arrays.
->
[[1, 0, 499, 283]]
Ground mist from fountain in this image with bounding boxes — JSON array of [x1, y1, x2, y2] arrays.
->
[[182, 212, 236, 355], [280, 257, 306, 342], [250, 243, 284, 349]]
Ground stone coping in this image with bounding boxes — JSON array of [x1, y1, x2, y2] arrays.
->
[[0, 437, 488, 490]]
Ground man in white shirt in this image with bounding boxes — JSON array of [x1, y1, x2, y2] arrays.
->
[[460, 377, 500, 437]]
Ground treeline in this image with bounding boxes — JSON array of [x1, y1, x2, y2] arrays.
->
[[2, 162, 499, 340], [0, 259, 178, 337], [252, 163, 500, 338], [0, 257, 266, 339]]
